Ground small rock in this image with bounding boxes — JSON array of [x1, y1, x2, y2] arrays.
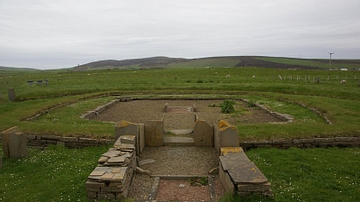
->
[[179, 184, 186, 188], [136, 167, 151, 176]]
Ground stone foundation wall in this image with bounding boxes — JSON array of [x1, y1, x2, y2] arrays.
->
[[86, 135, 136, 200], [240, 137, 360, 151], [24, 135, 113, 149]]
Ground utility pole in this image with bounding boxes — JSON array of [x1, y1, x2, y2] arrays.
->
[[329, 52, 334, 70]]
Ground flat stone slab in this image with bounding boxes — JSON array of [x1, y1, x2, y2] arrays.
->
[[139, 159, 156, 166], [219, 153, 251, 171], [228, 162, 268, 185], [166, 129, 193, 135]]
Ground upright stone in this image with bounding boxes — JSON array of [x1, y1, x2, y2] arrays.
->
[[144, 120, 164, 147], [8, 88, 16, 102], [1, 126, 29, 158], [194, 120, 213, 147], [114, 120, 138, 140], [214, 120, 239, 153], [138, 124, 145, 154]]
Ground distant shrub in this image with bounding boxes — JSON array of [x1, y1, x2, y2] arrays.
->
[[197, 79, 204, 83], [247, 100, 257, 107], [220, 100, 235, 113]]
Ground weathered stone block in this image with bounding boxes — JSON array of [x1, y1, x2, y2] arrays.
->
[[228, 162, 268, 185], [293, 139, 315, 144], [335, 137, 358, 142], [61, 137, 78, 142], [2, 126, 29, 158], [219, 152, 251, 171], [237, 182, 271, 192], [215, 120, 239, 153], [194, 120, 213, 147], [41, 135, 61, 141], [220, 147, 243, 156], [219, 164, 235, 194], [79, 138, 98, 144], [144, 120, 163, 147], [86, 180, 106, 188], [115, 120, 139, 140], [8, 88, 16, 101], [315, 138, 335, 143], [138, 124, 145, 154]]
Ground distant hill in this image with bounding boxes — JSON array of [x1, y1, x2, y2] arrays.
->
[[0, 66, 39, 71], [73, 56, 186, 71], [73, 56, 360, 71], [2, 56, 359, 71]]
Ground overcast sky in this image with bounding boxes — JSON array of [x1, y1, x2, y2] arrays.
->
[[1, 0, 359, 69]]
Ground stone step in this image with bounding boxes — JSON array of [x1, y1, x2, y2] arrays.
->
[[166, 129, 193, 135], [163, 136, 194, 146]]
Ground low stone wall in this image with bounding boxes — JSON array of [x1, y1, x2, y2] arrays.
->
[[24, 135, 113, 149], [81, 99, 120, 119], [219, 147, 273, 197], [241, 137, 360, 150], [86, 135, 136, 200]]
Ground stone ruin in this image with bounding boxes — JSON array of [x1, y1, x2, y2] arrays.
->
[[1, 126, 29, 158], [85, 102, 273, 200]]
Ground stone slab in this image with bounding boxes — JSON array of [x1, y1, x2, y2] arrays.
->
[[145, 120, 164, 147], [139, 124, 145, 155], [115, 120, 139, 140], [107, 156, 126, 163], [120, 135, 136, 145], [102, 150, 121, 158], [315, 138, 335, 143], [90, 170, 105, 176], [2, 126, 22, 158], [194, 120, 214, 147], [219, 153, 251, 171], [86, 180, 106, 188], [335, 137, 358, 142], [219, 164, 235, 194], [228, 162, 268, 185], [237, 182, 271, 192], [8, 129, 29, 158], [8, 88, 16, 101], [220, 147, 243, 156]]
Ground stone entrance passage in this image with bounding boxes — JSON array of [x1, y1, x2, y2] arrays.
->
[[163, 104, 197, 146]]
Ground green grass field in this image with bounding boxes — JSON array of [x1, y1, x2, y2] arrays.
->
[[1, 57, 360, 201]]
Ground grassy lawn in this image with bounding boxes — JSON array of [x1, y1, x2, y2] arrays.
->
[[1, 145, 359, 202], [1, 67, 359, 140], [0, 145, 111, 202]]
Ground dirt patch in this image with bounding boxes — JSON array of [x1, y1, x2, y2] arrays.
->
[[91, 99, 283, 125], [156, 179, 211, 201]]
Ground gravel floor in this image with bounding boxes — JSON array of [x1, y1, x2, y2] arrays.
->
[[93, 99, 283, 125], [128, 146, 223, 201]]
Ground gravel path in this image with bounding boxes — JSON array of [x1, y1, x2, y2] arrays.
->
[[128, 146, 222, 201]]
